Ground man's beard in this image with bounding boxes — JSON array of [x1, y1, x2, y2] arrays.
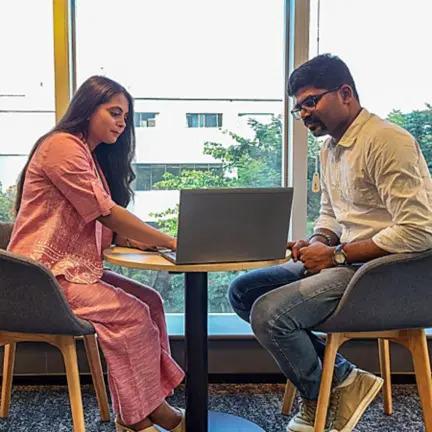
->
[[304, 116, 328, 137]]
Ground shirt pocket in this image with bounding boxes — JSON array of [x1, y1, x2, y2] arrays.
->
[[340, 170, 383, 208]]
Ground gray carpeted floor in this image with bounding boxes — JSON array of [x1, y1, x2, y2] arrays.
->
[[0, 383, 425, 431]]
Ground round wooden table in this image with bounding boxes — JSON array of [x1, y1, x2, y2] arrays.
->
[[104, 247, 290, 432]]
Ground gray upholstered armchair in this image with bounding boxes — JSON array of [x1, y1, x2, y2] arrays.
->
[[0, 223, 110, 431], [282, 250, 432, 432]]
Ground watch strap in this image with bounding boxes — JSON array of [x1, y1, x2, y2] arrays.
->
[[308, 231, 332, 245], [333, 243, 348, 265]]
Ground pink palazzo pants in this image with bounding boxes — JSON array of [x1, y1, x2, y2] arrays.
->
[[57, 269, 185, 424]]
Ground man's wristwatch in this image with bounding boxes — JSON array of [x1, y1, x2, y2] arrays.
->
[[333, 243, 348, 266]]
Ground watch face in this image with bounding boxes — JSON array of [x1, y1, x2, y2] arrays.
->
[[334, 252, 346, 264]]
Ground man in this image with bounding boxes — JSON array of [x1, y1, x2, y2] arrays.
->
[[228, 54, 432, 432]]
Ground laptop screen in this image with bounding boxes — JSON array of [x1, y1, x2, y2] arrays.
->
[[174, 188, 293, 264]]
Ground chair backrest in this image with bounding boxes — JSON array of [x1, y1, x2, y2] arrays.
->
[[317, 249, 432, 333], [0, 222, 13, 250], [0, 249, 94, 335]]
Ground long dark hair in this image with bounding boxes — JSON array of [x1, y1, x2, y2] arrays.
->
[[15, 75, 136, 214]]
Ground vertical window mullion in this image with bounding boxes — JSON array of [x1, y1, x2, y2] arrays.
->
[[53, 0, 73, 121], [286, 0, 310, 240]]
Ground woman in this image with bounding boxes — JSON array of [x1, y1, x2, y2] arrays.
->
[[8, 76, 185, 432]]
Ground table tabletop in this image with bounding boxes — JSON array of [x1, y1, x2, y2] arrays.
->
[[103, 246, 291, 272]]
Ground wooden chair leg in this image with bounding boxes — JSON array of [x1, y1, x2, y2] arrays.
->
[[281, 379, 297, 415], [407, 330, 432, 432], [58, 336, 86, 432], [83, 334, 110, 421], [314, 333, 346, 432], [0, 343, 16, 417], [378, 338, 393, 415]]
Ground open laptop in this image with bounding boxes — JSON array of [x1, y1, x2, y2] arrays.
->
[[158, 187, 293, 265]]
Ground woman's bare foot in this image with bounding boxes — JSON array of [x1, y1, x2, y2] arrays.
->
[[149, 401, 183, 430]]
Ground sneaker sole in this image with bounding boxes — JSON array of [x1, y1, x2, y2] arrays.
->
[[287, 422, 330, 432], [331, 376, 384, 432], [286, 424, 315, 432]]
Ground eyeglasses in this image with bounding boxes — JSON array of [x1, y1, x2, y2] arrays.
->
[[290, 87, 340, 120]]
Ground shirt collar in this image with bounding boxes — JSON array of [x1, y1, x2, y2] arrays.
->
[[334, 108, 371, 148]]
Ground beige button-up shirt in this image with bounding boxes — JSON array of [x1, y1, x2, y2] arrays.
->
[[314, 108, 432, 253]]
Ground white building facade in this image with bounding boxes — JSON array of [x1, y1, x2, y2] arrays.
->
[[0, 96, 282, 220]]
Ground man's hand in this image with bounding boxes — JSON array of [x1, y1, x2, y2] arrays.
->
[[287, 239, 309, 262], [298, 242, 335, 274]]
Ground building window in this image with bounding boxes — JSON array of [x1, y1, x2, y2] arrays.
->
[[186, 113, 222, 128], [134, 112, 158, 127], [134, 163, 223, 191]]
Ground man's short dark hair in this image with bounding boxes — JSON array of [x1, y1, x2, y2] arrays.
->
[[287, 54, 359, 101]]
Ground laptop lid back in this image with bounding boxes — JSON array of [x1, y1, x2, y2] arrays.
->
[[175, 188, 293, 264]]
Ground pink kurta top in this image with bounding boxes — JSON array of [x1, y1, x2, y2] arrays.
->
[[8, 132, 116, 284]]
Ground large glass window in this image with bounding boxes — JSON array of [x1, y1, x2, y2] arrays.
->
[[0, 0, 55, 223], [306, 0, 432, 233], [75, 0, 286, 318]]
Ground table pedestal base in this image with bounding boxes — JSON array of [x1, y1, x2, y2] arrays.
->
[[157, 410, 265, 431]]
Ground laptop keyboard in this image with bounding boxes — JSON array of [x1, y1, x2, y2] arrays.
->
[[157, 248, 177, 263]]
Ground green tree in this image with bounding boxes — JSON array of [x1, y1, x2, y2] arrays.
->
[[151, 169, 231, 191], [386, 109, 405, 128], [149, 206, 179, 238], [0, 183, 15, 223], [203, 116, 282, 187], [153, 116, 283, 192], [387, 104, 432, 171]]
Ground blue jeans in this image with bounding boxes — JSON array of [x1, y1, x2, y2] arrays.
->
[[228, 260, 357, 400]]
